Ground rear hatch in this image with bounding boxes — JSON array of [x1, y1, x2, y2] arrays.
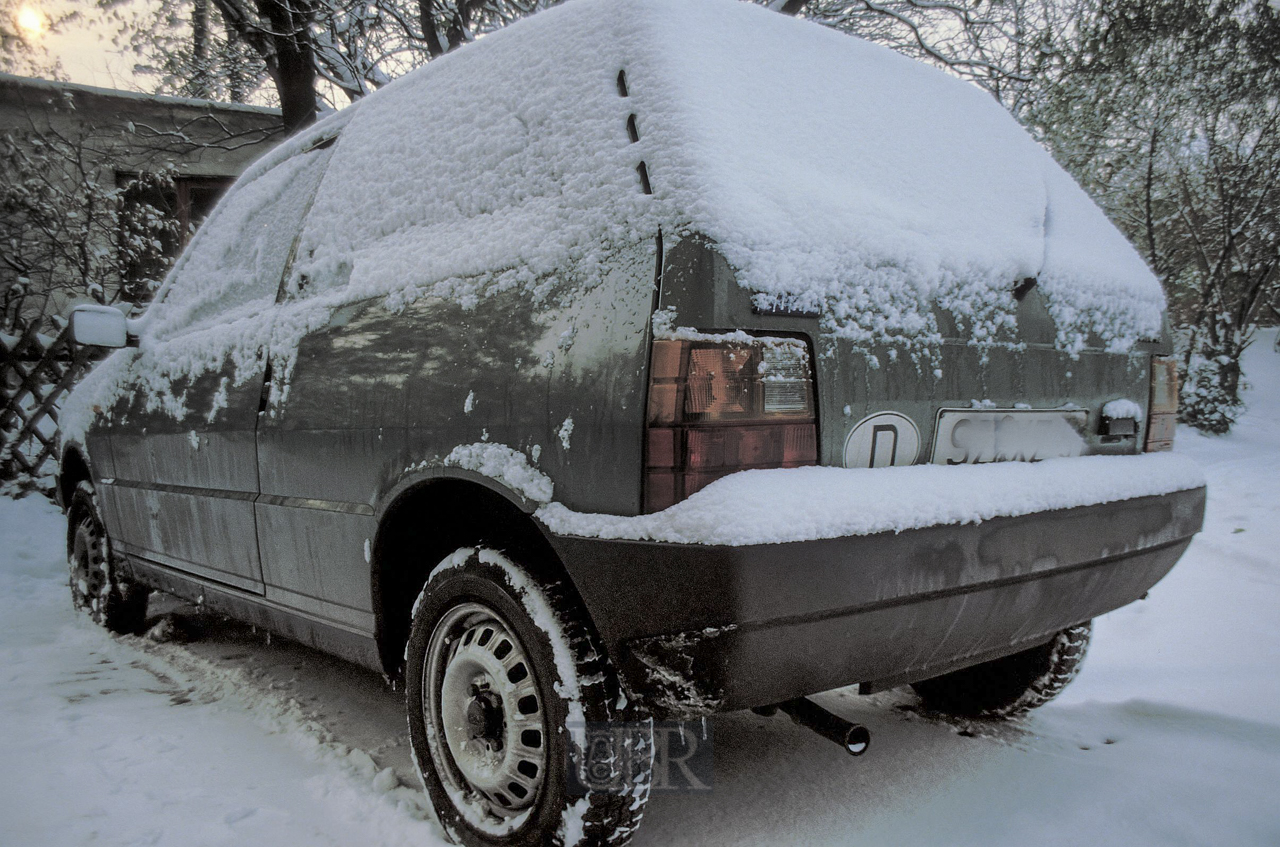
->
[[620, 1, 1176, 511], [648, 235, 1173, 512]]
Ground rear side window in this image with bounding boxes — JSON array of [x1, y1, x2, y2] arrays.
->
[[147, 143, 336, 339]]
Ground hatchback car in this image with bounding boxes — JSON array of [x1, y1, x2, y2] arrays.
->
[[59, 1, 1205, 845]]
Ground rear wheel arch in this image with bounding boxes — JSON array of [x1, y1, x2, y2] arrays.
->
[[371, 476, 582, 681]]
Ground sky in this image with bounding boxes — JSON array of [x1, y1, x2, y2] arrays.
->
[[10, 0, 147, 90]]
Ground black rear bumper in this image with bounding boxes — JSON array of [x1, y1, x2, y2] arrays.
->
[[550, 485, 1205, 717]]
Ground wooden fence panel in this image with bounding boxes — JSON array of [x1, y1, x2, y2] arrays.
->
[[1, 324, 93, 492]]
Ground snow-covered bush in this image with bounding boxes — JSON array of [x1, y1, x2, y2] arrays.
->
[[1180, 351, 1244, 435]]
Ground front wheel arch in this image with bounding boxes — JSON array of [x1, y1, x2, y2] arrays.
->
[[66, 480, 148, 634], [58, 446, 92, 512]]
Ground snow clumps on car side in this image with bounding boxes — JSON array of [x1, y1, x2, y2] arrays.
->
[[443, 443, 554, 504]]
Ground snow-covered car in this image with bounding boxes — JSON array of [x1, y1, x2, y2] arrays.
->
[[57, 0, 1205, 844]]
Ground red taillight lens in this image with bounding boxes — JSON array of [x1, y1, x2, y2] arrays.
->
[[643, 336, 817, 512], [1145, 356, 1179, 452]]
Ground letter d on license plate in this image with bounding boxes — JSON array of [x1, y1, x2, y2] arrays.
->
[[931, 409, 1088, 465]]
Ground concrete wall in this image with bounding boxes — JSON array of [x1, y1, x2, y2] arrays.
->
[[0, 73, 284, 178], [0, 73, 286, 329]]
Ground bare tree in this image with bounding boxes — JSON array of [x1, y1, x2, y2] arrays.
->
[[102, 0, 268, 104], [767, 0, 1085, 115], [117, 0, 564, 131], [209, 0, 319, 130], [1034, 0, 1280, 432], [114, 0, 554, 132]]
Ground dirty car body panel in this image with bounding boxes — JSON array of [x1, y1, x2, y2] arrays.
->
[[58, 0, 1204, 731], [64, 225, 1207, 718]]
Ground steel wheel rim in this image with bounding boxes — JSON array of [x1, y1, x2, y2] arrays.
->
[[423, 601, 548, 834]]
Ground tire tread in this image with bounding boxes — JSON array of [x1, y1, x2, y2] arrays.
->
[[911, 622, 1092, 719]]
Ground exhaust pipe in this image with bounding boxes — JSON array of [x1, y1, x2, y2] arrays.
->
[[776, 697, 870, 756]]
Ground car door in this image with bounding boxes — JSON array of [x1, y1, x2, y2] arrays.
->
[[250, 139, 383, 636], [99, 141, 336, 592]]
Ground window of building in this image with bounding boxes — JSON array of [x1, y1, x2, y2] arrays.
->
[[117, 172, 234, 306]]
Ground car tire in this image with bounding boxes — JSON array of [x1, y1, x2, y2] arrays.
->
[[67, 481, 148, 634], [911, 622, 1092, 719], [405, 547, 652, 847]]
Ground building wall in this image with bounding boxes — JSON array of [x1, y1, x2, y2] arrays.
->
[[0, 73, 286, 331]]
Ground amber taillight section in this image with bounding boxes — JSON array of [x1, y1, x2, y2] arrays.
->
[[1145, 356, 1179, 452], [644, 336, 818, 512]]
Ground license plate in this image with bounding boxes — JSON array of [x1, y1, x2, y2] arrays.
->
[[931, 409, 1088, 465]]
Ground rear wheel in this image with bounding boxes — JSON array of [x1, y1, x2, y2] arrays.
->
[[66, 481, 148, 634], [405, 547, 652, 846], [911, 623, 1092, 719]]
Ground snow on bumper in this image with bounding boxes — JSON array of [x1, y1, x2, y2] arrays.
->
[[536, 452, 1205, 546]]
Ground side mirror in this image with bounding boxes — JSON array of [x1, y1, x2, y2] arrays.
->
[[69, 305, 129, 348]]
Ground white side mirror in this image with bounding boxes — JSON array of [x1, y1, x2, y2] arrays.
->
[[69, 305, 129, 348]]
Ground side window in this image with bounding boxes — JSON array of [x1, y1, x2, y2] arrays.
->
[[147, 142, 336, 339]]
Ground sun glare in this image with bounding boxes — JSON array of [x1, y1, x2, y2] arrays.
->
[[17, 5, 45, 37]]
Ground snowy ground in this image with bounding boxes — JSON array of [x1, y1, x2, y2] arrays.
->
[[3, 334, 1278, 847]]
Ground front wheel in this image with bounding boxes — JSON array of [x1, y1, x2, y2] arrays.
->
[[66, 481, 148, 634], [405, 548, 652, 847], [911, 623, 1092, 719]]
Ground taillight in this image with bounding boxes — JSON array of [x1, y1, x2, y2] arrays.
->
[[644, 335, 818, 512], [1145, 356, 1178, 452]]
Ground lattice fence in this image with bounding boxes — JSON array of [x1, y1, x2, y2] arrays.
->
[[1, 323, 93, 495]]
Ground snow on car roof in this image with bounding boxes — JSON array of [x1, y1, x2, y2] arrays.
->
[[291, 0, 1162, 353], [641, 0, 1164, 353], [63, 0, 1165, 445]]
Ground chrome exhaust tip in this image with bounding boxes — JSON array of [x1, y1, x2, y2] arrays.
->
[[777, 697, 870, 757]]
